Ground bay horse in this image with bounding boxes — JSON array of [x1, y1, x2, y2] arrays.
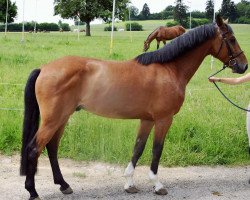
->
[[143, 25, 185, 52], [20, 15, 248, 199]]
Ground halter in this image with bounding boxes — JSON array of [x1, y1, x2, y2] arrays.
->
[[216, 27, 244, 68], [209, 26, 249, 112]]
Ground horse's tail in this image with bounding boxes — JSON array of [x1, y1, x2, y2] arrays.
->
[[20, 68, 41, 176]]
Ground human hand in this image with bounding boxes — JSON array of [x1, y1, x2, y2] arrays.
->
[[209, 77, 221, 82]]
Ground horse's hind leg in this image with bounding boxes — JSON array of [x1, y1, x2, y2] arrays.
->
[[25, 139, 39, 200], [46, 123, 73, 194], [25, 123, 59, 200], [149, 117, 173, 195], [124, 120, 154, 193]]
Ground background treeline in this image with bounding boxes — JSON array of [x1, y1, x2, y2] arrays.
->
[[0, 21, 70, 32], [130, 0, 250, 26]]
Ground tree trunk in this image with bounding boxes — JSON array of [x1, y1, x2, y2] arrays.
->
[[85, 21, 91, 36]]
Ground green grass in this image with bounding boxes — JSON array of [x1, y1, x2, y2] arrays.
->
[[0, 22, 250, 166]]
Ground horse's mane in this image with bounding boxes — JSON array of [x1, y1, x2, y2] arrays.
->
[[136, 23, 217, 65]]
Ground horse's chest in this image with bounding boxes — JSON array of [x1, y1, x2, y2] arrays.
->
[[155, 85, 185, 115]]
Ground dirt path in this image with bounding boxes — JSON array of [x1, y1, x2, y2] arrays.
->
[[0, 154, 250, 200]]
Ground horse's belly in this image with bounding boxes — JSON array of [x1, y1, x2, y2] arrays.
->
[[79, 91, 152, 119]]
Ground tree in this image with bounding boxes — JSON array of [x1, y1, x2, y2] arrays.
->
[[129, 6, 139, 20], [54, 0, 129, 36], [161, 5, 174, 19], [0, 0, 17, 23], [236, 0, 250, 19], [229, 1, 238, 22], [174, 0, 188, 27], [205, 0, 214, 21], [220, 0, 231, 19], [140, 3, 150, 20]]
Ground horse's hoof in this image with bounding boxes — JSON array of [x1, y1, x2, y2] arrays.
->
[[154, 188, 168, 195], [60, 186, 73, 194], [125, 186, 139, 193]]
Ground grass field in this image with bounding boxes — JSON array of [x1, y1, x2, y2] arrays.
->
[[0, 22, 250, 167]]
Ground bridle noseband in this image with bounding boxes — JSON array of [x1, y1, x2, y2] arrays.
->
[[216, 27, 244, 68]]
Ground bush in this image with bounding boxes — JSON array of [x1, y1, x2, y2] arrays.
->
[[0, 22, 60, 32], [236, 17, 250, 24], [166, 21, 179, 27], [190, 18, 210, 28], [60, 23, 70, 31], [125, 22, 143, 31], [0, 23, 22, 32], [37, 23, 59, 31], [104, 25, 117, 31]]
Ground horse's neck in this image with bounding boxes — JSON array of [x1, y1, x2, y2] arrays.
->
[[146, 30, 158, 43], [174, 39, 212, 84]]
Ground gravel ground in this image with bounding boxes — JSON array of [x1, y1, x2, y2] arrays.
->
[[0, 154, 250, 200]]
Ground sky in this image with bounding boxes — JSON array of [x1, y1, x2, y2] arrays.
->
[[13, 0, 242, 24]]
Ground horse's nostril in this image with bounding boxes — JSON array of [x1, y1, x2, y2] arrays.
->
[[245, 64, 248, 71]]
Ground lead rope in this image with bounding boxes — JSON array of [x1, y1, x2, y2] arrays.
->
[[209, 65, 250, 112]]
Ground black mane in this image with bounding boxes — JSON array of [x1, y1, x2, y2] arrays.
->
[[136, 23, 217, 65]]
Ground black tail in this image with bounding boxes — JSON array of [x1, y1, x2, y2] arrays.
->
[[20, 69, 41, 176]]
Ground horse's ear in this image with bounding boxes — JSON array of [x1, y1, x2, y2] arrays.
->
[[223, 18, 229, 24], [216, 14, 224, 27]]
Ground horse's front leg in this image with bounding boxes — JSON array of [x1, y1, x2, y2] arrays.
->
[[149, 117, 173, 195], [124, 120, 154, 193], [156, 40, 160, 49]]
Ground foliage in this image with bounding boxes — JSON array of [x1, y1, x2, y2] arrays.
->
[[205, 0, 214, 21], [139, 3, 150, 20], [60, 23, 71, 31], [220, 0, 231, 19], [191, 10, 206, 19], [104, 25, 117, 31], [125, 22, 143, 31], [38, 23, 60, 31], [0, 22, 61, 32], [124, 1, 250, 23], [166, 20, 179, 27], [219, 0, 239, 23], [236, 0, 250, 19], [191, 18, 210, 28], [236, 16, 250, 24], [54, 0, 129, 36], [174, 0, 188, 27], [162, 5, 175, 19], [0, 0, 17, 23], [129, 6, 139, 20]]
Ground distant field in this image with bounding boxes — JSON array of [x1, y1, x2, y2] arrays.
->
[[0, 22, 250, 167]]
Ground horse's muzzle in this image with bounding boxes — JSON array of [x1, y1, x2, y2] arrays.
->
[[232, 63, 248, 74]]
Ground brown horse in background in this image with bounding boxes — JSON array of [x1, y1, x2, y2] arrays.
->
[[20, 15, 248, 199], [143, 25, 186, 52]]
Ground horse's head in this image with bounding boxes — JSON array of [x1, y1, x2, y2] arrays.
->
[[211, 15, 248, 74], [143, 41, 150, 52], [178, 26, 186, 35]]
